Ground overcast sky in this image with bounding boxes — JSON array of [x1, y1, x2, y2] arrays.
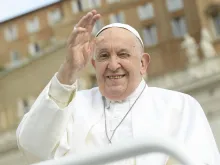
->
[[0, 0, 60, 22]]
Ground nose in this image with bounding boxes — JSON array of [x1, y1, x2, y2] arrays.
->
[[107, 56, 120, 71]]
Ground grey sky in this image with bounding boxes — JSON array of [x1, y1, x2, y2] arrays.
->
[[0, 0, 60, 22]]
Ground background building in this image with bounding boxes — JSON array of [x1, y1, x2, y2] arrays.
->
[[0, 0, 219, 164]]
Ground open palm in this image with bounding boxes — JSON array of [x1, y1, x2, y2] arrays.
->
[[57, 10, 101, 84], [67, 10, 100, 71]]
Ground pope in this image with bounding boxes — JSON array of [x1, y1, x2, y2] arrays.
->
[[16, 10, 220, 165]]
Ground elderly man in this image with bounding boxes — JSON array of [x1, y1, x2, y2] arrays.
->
[[16, 10, 219, 165]]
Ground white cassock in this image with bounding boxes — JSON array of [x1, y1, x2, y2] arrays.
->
[[16, 74, 220, 165]]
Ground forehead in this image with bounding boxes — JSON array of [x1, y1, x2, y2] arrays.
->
[[95, 27, 139, 50]]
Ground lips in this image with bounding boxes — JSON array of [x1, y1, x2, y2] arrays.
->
[[107, 74, 126, 79]]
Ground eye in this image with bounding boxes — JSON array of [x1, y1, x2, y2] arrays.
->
[[96, 52, 109, 61], [99, 53, 109, 58], [118, 52, 130, 58]]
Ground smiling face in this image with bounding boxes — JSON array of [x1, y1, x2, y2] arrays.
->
[[92, 27, 150, 101]]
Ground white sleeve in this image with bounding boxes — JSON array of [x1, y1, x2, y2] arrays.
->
[[16, 74, 77, 163], [48, 73, 77, 108], [184, 96, 220, 165]]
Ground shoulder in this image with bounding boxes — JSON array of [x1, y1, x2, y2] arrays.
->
[[76, 87, 100, 99], [147, 87, 204, 127], [148, 86, 188, 98], [148, 87, 199, 107]]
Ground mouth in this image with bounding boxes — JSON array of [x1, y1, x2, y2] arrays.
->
[[107, 74, 126, 79]]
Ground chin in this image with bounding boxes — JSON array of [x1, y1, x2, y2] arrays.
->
[[104, 89, 127, 101], [106, 95, 124, 101]]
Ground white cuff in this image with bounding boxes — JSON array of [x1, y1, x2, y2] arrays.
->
[[48, 73, 77, 105]]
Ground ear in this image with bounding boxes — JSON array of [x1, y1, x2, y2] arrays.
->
[[140, 53, 150, 75]]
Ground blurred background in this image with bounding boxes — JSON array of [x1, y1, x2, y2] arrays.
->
[[0, 0, 220, 164]]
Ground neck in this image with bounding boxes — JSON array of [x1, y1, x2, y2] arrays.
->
[[104, 79, 146, 103]]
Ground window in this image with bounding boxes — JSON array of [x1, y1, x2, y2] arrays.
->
[[106, 0, 120, 4], [0, 111, 7, 129], [171, 16, 187, 37], [17, 97, 35, 118], [28, 43, 40, 56], [109, 12, 125, 23], [92, 19, 104, 35], [166, 0, 183, 12], [72, 0, 81, 13], [142, 25, 158, 46], [26, 17, 40, 33], [212, 13, 220, 36], [48, 8, 62, 25], [22, 99, 30, 114], [81, 0, 90, 10], [10, 51, 20, 63], [71, 0, 90, 13], [4, 25, 18, 42], [91, 75, 97, 87], [88, 0, 101, 8], [137, 3, 154, 20]]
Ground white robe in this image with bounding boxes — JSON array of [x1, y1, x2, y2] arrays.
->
[[16, 76, 220, 165]]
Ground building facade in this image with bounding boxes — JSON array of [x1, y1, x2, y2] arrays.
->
[[0, 0, 220, 164]]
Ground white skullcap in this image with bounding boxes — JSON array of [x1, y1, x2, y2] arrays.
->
[[95, 23, 144, 47]]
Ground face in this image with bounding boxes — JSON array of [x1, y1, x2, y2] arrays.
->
[[92, 27, 150, 101]]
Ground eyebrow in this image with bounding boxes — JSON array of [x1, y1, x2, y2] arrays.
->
[[97, 48, 130, 54], [97, 48, 109, 54], [117, 49, 129, 53]]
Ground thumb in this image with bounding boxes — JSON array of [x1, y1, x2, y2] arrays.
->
[[89, 39, 96, 59], [82, 41, 94, 65]]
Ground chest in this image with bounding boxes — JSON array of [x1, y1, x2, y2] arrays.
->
[[72, 96, 182, 141]]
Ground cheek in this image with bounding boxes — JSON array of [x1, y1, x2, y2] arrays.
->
[[122, 60, 139, 74], [95, 64, 107, 79]]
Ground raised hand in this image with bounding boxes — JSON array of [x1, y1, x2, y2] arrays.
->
[[57, 10, 101, 85]]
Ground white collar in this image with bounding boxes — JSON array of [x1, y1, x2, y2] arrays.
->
[[105, 79, 147, 109]]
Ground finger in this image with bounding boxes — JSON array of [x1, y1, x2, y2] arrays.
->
[[67, 27, 87, 45], [91, 10, 97, 15], [88, 39, 96, 59], [83, 38, 97, 63], [76, 11, 93, 28], [73, 27, 87, 33], [82, 42, 91, 65], [84, 13, 100, 31], [87, 14, 101, 33], [91, 14, 101, 26]]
